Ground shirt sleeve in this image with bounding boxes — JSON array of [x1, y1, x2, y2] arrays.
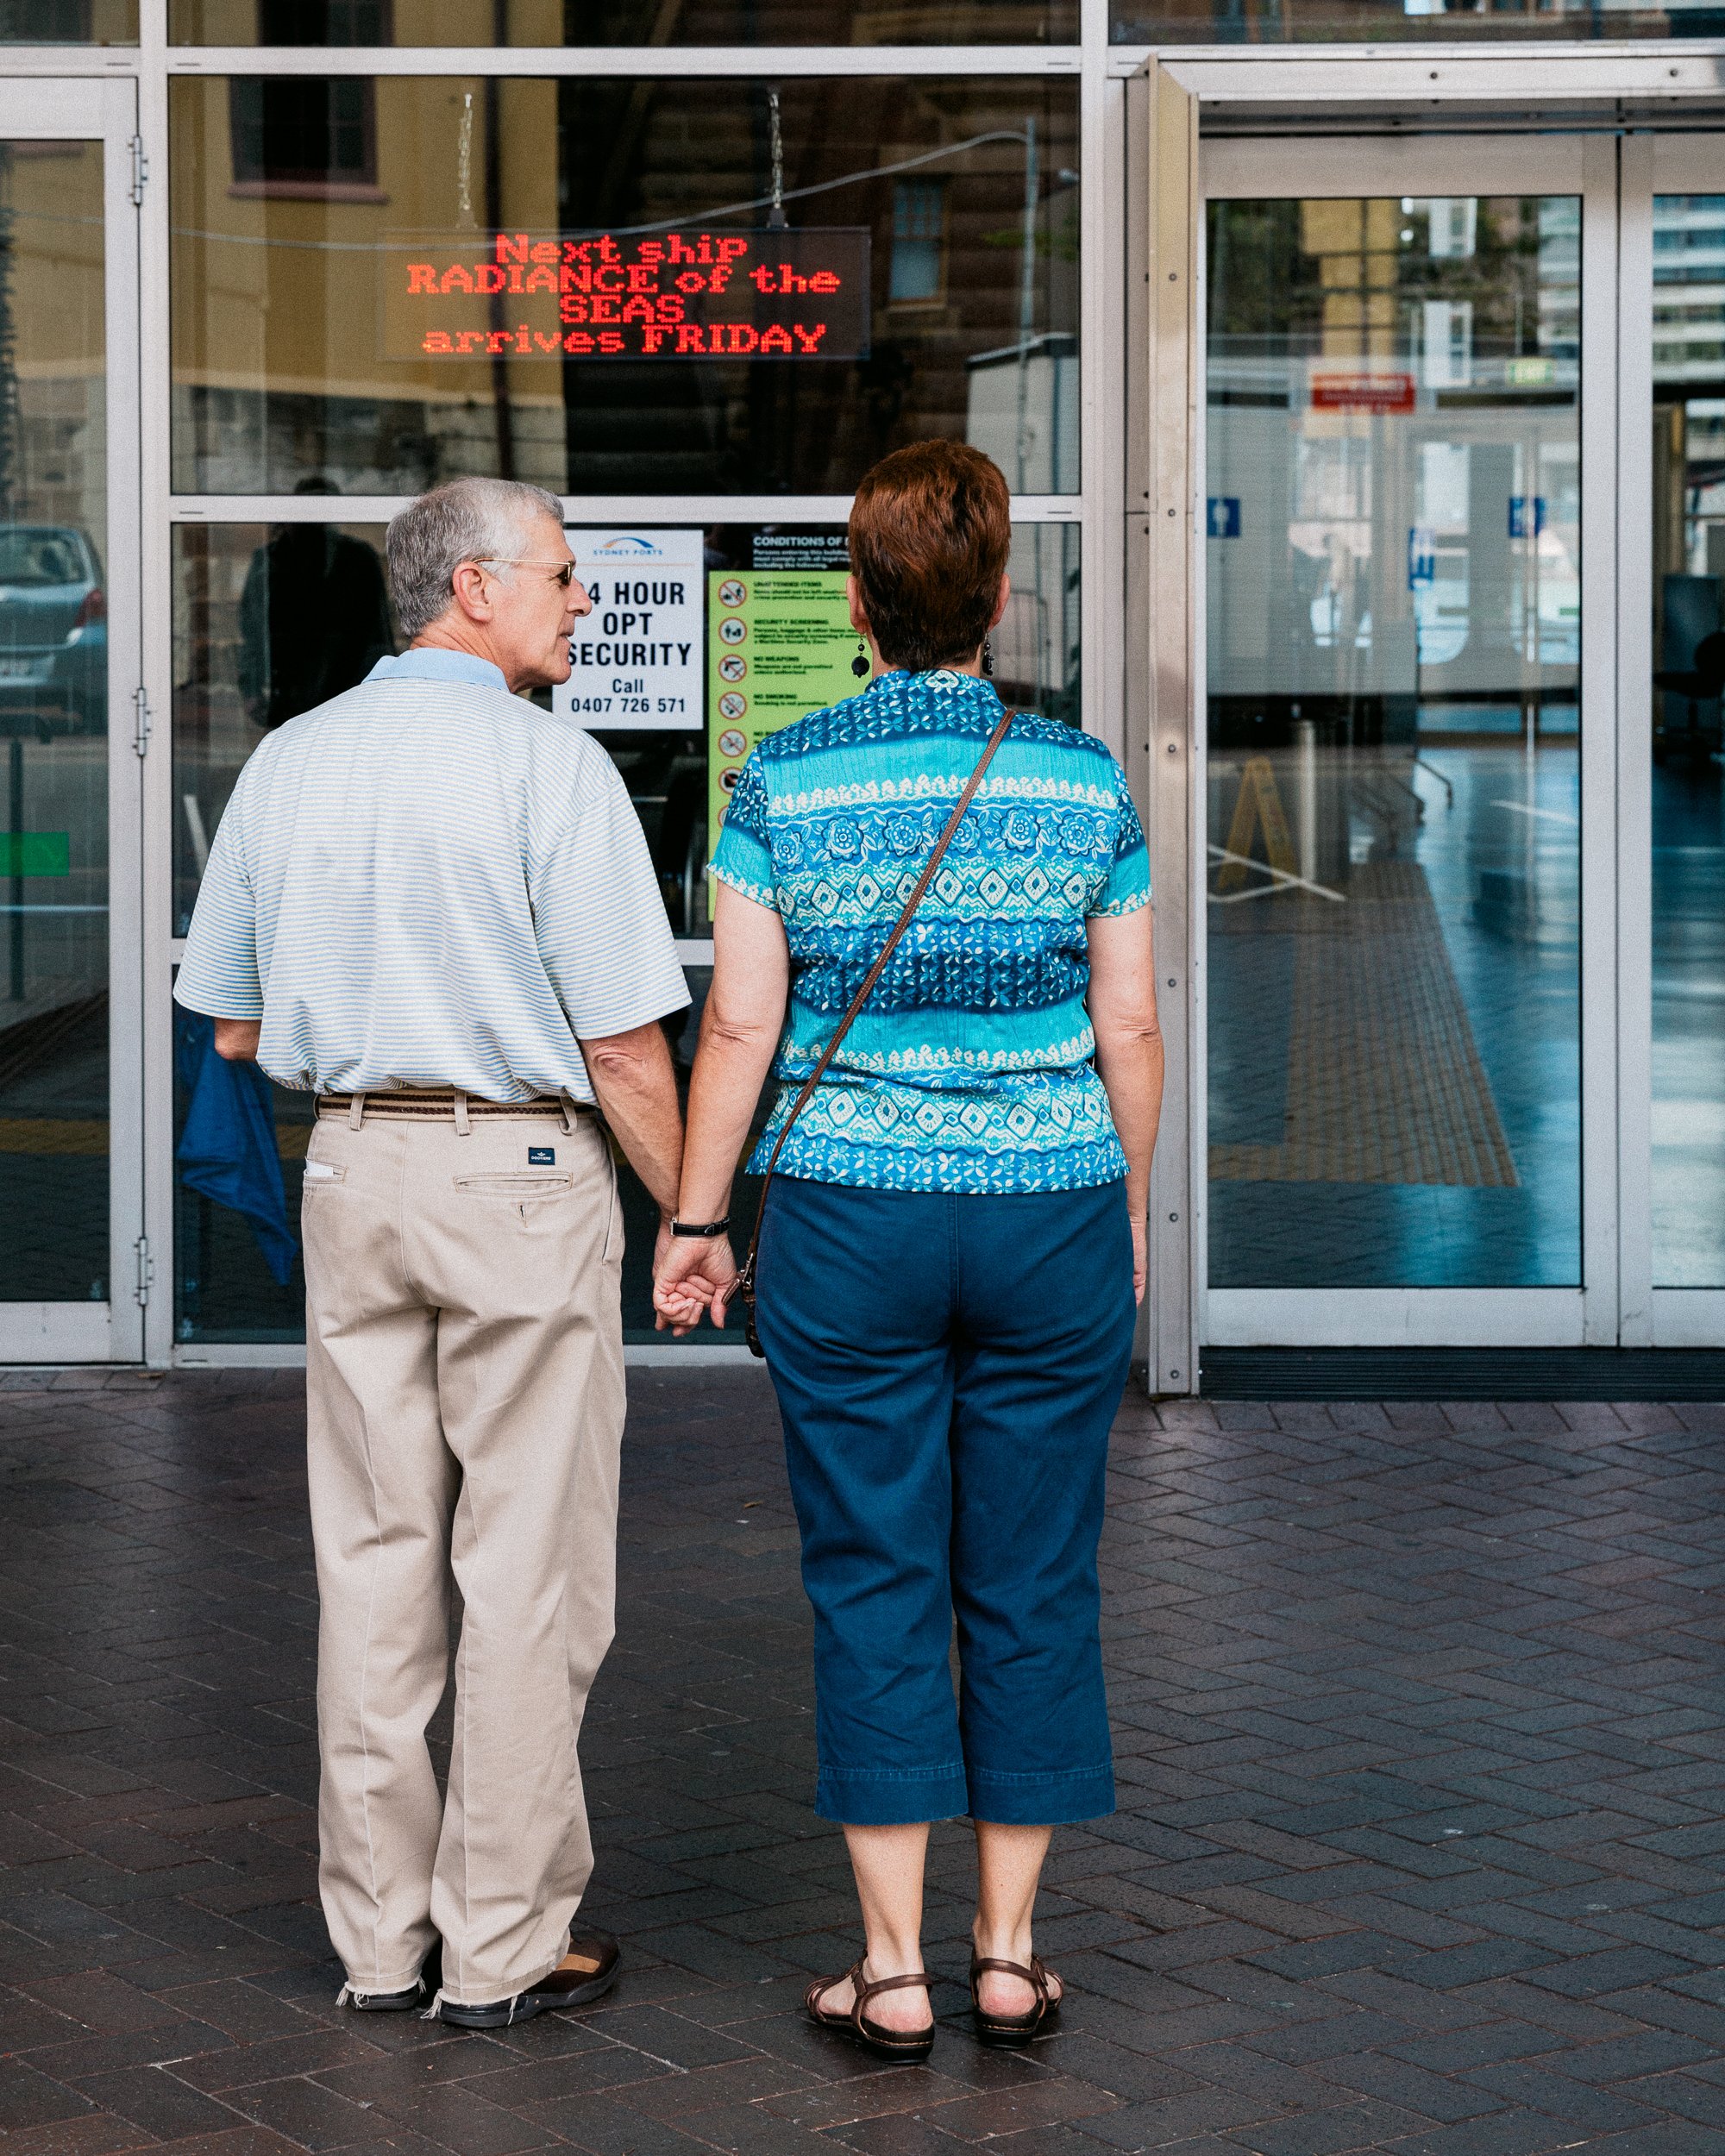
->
[[1089, 759, 1151, 918], [707, 750, 779, 912], [173, 780, 265, 1019], [533, 755, 690, 1039]]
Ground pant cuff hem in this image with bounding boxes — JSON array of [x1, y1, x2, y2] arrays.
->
[[965, 1770, 1115, 1825], [816, 1768, 969, 1825]]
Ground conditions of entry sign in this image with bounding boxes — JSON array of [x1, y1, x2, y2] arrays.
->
[[384, 230, 871, 362], [554, 529, 703, 733]]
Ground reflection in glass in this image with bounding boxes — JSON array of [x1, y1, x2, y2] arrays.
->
[[176, 517, 1076, 945], [1651, 194, 1725, 1285], [173, 520, 396, 937], [1207, 194, 1581, 1289], [1, 1, 135, 41], [170, 0, 1076, 46], [170, 76, 1078, 496], [1113, 0, 1720, 41], [0, 141, 110, 1303], [172, 518, 1078, 1337]]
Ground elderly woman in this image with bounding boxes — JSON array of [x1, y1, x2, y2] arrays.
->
[[655, 440, 1162, 2059]]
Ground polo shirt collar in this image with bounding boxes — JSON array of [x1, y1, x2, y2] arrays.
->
[[367, 648, 509, 695]]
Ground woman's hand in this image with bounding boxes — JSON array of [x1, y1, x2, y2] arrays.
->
[[1131, 1215, 1146, 1307], [654, 1233, 742, 1334]]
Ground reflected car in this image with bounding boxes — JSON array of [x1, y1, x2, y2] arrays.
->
[[0, 526, 106, 736]]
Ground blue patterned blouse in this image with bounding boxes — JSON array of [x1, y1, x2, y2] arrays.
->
[[707, 667, 1151, 1194]]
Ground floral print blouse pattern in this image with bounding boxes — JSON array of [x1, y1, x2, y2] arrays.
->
[[707, 667, 1151, 1194]]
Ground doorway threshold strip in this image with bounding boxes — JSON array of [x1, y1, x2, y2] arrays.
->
[[1201, 1347, 1725, 1401]]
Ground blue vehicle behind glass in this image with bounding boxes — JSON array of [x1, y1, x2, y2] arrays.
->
[[0, 525, 105, 737]]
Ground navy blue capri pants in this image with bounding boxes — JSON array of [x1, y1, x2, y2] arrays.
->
[[755, 1175, 1138, 1827]]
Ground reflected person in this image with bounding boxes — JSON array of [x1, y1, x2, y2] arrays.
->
[[176, 478, 691, 2029], [238, 479, 394, 730], [656, 441, 1164, 2058]]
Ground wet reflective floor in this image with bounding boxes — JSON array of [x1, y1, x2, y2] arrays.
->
[[1, 1369, 1723, 2155]]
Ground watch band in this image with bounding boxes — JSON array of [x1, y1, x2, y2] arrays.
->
[[670, 1217, 731, 1238]]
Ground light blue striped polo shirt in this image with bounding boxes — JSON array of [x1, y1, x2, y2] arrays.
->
[[173, 648, 688, 1102]]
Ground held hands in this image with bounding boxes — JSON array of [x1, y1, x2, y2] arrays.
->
[[653, 1221, 742, 1336]]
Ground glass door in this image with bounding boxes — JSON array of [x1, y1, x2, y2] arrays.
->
[[1199, 135, 1618, 1347], [0, 81, 141, 1362], [1644, 138, 1725, 1344]]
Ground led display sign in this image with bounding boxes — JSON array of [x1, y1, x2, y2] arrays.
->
[[382, 230, 871, 362]]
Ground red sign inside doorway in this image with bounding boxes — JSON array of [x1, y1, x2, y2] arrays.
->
[[1310, 371, 1417, 415]]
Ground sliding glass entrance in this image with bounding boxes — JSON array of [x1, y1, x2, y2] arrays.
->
[[0, 80, 141, 1363], [1200, 137, 1615, 1348]]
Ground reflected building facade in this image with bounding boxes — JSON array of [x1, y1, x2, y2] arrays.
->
[[0, 0, 1721, 1376]]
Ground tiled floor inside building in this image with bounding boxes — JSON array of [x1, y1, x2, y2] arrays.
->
[[2, 1369, 1724, 2155]]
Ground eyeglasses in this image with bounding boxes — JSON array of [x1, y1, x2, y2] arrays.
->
[[475, 557, 580, 587]]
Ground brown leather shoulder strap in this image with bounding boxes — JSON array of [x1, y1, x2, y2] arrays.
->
[[739, 703, 1016, 1283]]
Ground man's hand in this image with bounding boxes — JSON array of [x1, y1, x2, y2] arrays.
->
[[654, 1233, 741, 1334]]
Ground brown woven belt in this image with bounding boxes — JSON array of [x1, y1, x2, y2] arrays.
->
[[317, 1090, 590, 1121]]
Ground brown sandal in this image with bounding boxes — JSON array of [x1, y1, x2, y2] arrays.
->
[[806, 1957, 936, 2060], [969, 1952, 1060, 2046]]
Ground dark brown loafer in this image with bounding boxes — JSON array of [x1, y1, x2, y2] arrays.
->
[[342, 1944, 440, 2012], [806, 1958, 935, 2060], [969, 1952, 1060, 2046], [435, 1930, 620, 2029]]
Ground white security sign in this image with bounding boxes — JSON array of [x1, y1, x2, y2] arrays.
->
[[555, 528, 703, 731]]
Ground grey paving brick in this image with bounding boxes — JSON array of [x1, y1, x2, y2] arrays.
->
[[4, 1371, 1725, 2156]]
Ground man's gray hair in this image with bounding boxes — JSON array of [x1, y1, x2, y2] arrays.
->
[[386, 477, 565, 638]]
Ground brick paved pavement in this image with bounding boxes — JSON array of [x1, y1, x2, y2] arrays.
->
[[2, 1371, 1724, 2156]]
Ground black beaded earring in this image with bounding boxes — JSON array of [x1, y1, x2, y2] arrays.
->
[[851, 639, 870, 679], [981, 633, 994, 679]]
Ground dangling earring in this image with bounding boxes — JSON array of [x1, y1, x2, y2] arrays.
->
[[981, 633, 994, 679], [851, 638, 870, 680]]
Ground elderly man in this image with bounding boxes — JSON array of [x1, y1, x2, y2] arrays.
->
[[174, 478, 689, 2028]]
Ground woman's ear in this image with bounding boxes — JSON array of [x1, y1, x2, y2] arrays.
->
[[989, 572, 1012, 632], [846, 572, 870, 639]]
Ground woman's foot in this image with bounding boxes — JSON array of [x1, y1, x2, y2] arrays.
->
[[811, 1957, 935, 2035], [970, 1927, 1063, 2044], [972, 1958, 1063, 2018]]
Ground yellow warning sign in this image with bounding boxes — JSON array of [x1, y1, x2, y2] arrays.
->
[[1215, 755, 1297, 892]]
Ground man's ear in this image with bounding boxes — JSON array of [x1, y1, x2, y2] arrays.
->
[[448, 560, 495, 624]]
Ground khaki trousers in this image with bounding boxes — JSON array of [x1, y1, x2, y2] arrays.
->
[[300, 1101, 624, 2009]]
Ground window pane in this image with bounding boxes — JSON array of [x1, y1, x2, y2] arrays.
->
[[170, 76, 1079, 496], [0, 141, 110, 1305], [172, 520, 396, 937], [1113, 0, 1713, 40], [175, 515, 1077, 937], [171, 0, 1077, 47], [173, 1004, 312, 1344], [1206, 195, 1582, 1289], [1652, 193, 1725, 1287], [0, 0, 135, 41], [171, 514, 1078, 1338]]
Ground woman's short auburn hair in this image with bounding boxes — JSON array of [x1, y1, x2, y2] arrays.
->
[[848, 440, 1011, 673]]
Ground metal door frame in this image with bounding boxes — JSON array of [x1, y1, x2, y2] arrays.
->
[[1165, 104, 1622, 1356], [0, 78, 143, 1363], [1636, 133, 1725, 1346]]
